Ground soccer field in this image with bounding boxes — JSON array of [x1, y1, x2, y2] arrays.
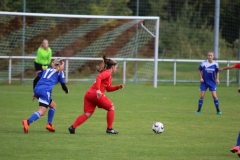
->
[[0, 82, 239, 160]]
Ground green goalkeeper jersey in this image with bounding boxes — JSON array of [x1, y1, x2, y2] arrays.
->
[[35, 47, 52, 65]]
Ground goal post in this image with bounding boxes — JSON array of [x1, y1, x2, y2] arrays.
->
[[0, 11, 159, 88]]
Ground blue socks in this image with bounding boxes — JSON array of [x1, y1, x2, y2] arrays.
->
[[236, 132, 240, 146], [48, 108, 55, 125], [27, 108, 56, 125], [28, 112, 40, 124], [197, 98, 220, 113], [214, 98, 220, 112], [197, 98, 203, 112]]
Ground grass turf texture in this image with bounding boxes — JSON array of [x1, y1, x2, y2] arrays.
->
[[0, 82, 240, 160]]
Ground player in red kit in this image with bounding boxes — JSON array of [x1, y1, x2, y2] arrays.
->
[[220, 63, 240, 157], [68, 53, 124, 134], [220, 62, 240, 93]]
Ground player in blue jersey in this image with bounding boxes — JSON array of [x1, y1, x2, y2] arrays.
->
[[196, 51, 222, 115], [22, 58, 69, 134]]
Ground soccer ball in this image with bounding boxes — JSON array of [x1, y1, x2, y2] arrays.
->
[[152, 122, 164, 134]]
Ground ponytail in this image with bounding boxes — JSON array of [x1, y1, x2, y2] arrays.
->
[[96, 53, 117, 72]]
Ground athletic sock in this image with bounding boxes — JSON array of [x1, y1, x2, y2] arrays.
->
[[28, 112, 41, 125], [107, 110, 115, 129], [48, 108, 55, 125], [236, 132, 240, 146], [197, 98, 203, 112], [214, 98, 220, 112], [72, 114, 88, 129]]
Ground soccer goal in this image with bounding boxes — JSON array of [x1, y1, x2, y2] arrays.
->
[[0, 11, 159, 87]]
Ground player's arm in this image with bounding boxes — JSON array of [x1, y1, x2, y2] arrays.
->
[[219, 64, 237, 71], [59, 71, 69, 94], [61, 83, 69, 94], [106, 84, 124, 92], [198, 70, 204, 82], [33, 76, 40, 90], [48, 48, 52, 65], [216, 71, 220, 84], [95, 72, 110, 98], [32, 75, 40, 101], [95, 75, 103, 98]]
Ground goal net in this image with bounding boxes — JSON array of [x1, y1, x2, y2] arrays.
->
[[0, 12, 159, 85]]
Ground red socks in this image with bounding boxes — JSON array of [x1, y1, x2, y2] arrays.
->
[[72, 110, 115, 129], [107, 110, 114, 129], [73, 114, 88, 129]]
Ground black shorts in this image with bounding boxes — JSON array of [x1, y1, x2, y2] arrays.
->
[[39, 99, 52, 108], [34, 62, 43, 71]]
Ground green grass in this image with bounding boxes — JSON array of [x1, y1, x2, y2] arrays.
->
[[1, 82, 240, 160]]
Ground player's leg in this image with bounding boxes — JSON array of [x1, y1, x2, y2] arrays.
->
[[230, 132, 240, 153], [210, 86, 221, 114], [68, 92, 96, 134], [46, 99, 56, 132], [22, 103, 48, 134], [97, 95, 118, 134], [22, 91, 50, 134], [196, 83, 207, 114]]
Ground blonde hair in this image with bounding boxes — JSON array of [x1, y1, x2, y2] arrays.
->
[[51, 58, 64, 72], [40, 39, 49, 50], [97, 53, 117, 72]]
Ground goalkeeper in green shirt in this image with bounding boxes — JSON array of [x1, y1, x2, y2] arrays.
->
[[34, 39, 52, 76]]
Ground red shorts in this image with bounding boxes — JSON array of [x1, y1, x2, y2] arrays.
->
[[84, 89, 113, 114]]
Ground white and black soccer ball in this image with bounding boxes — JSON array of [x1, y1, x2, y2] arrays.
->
[[152, 122, 164, 134]]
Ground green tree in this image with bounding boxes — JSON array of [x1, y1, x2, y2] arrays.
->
[[0, 0, 22, 11], [89, 0, 132, 16]]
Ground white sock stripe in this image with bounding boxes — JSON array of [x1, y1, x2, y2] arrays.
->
[[34, 112, 40, 118], [50, 108, 55, 111]]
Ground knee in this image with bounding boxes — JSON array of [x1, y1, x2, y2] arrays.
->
[[212, 94, 217, 99], [37, 106, 47, 116], [50, 101, 57, 110], [85, 112, 92, 118], [38, 110, 45, 116], [109, 106, 115, 111]]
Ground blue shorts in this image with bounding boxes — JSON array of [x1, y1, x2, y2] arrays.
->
[[200, 82, 216, 91], [34, 88, 52, 105]]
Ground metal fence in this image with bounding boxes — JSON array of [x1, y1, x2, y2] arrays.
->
[[1, 56, 239, 87]]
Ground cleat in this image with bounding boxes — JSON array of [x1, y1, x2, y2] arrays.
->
[[46, 123, 55, 132], [217, 111, 222, 115], [196, 111, 201, 114], [22, 120, 29, 134], [68, 126, 75, 134], [106, 128, 118, 134], [238, 149, 240, 158], [230, 146, 239, 153]]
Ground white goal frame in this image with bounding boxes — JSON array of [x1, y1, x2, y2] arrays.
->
[[0, 11, 160, 88]]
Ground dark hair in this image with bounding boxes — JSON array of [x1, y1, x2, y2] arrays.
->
[[97, 53, 117, 72]]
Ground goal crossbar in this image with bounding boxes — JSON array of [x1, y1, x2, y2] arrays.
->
[[0, 11, 159, 20]]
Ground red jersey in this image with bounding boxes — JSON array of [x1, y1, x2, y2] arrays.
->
[[234, 63, 240, 69], [90, 69, 119, 93]]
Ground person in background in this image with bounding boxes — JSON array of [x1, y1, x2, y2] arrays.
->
[[22, 58, 69, 134], [34, 39, 52, 76], [196, 51, 222, 115], [68, 53, 124, 134]]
